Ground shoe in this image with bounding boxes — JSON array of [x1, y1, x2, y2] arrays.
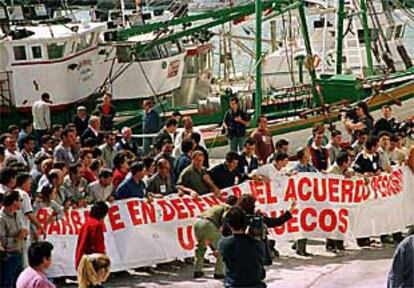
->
[[326, 246, 337, 253], [297, 250, 311, 257], [271, 248, 280, 258], [213, 274, 225, 279], [291, 243, 297, 250], [193, 271, 204, 278], [184, 257, 194, 265]]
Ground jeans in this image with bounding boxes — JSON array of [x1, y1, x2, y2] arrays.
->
[[229, 137, 246, 153], [0, 251, 23, 288], [143, 137, 154, 156]]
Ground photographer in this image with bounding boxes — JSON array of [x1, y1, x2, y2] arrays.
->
[[219, 207, 266, 288], [238, 194, 295, 262], [342, 102, 374, 141]]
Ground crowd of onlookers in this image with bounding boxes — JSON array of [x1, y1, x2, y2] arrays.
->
[[0, 92, 414, 287]]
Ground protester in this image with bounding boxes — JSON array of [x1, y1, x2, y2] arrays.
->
[[238, 138, 259, 180], [0, 167, 17, 202], [387, 235, 414, 288], [115, 161, 146, 199], [99, 132, 117, 169], [373, 105, 398, 136], [32, 93, 51, 137], [86, 169, 114, 203], [16, 241, 55, 288], [219, 206, 266, 288], [154, 139, 176, 182], [193, 195, 239, 279], [267, 138, 289, 163], [146, 159, 177, 198], [224, 97, 250, 153], [54, 128, 77, 166], [0, 190, 27, 287], [353, 136, 381, 176], [78, 253, 111, 288], [143, 99, 161, 155], [191, 132, 209, 168], [4, 135, 27, 166], [342, 101, 374, 141], [352, 129, 369, 155], [256, 151, 290, 182], [377, 131, 393, 172], [112, 154, 129, 190], [208, 151, 241, 189], [307, 124, 329, 147], [96, 93, 116, 132], [390, 134, 406, 165], [154, 118, 178, 151], [21, 135, 36, 170], [18, 119, 34, 151], [252, 115, 274, 164], [177, 151, 220, 197], [74, 106, 90, 136], [61, 163, 88, 207], [82, 116, 102, 146], [174, 139, 193, 180], [326, 130, 342, 165], [75, 202, 109, 269], [174, 116, 204, 158], [115, 127, 139, 156], [309, 131, 330, 171]]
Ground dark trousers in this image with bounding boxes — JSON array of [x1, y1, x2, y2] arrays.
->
[[326, 238, 344, 250], [297, 239, 307, 253], [380, 232, 404, 244], [357, 237, 371, 247], [0, 251, 23, 288]]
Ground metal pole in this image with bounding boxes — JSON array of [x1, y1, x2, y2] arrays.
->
[[270, 20, 277, 52], [336, 0, 345, 74], [253, 0, 262, 127], [297, 1, 322, 106], [360, 0, 374, 76]]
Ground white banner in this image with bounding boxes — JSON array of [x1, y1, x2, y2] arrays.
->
[[36, 167, 414, 277]]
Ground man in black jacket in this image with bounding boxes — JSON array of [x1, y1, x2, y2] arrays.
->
[[219, 207, 266, 288]]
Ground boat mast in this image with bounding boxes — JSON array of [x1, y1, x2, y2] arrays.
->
[[360, 0, 374, 76], [254, 0, 262, 127], [336, 0, 345, 74]]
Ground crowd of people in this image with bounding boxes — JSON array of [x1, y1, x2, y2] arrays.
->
[[0, 91, 414, 287]]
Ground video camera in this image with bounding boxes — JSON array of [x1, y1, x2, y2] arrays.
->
[[246, 214, 266, 240]]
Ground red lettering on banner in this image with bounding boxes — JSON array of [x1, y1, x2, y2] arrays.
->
[[181, 197, 197, 218], [171, 198, 189, 220], [298, 177, 312, 201], [127, 200, 143, 226], [231, 186, 242, 198], [319, 209, 337, 232], [108, 205, 125, 231], [71, 210, 83, 234], [286, 209, 299, 233], [36, 209, 49, 233], [157, 200, 175, 221], [265, 181, 277, 204], [48, 218, 60, 235], [360, 180, 370, 201], [177, 225, 195, 250], [328, 178, 340, 202], [314, 178, 327, 202], [141, 201, 156, 224], [284, 178, 297, 201], [354, 181, 362, 203], [192, 197, 208, 213], [341, 180, 354, 202], [202, 195, 221, 207], [338, 208, 349, 233], [250, 181, 277, 204], [301, 208, 317, 232], [61, 211, 74, 235]]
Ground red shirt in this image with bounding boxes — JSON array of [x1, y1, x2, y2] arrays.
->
[[101, 103, 111, 115], [75, 217, 106, 269], [113, 169, 127, 189], [252, 128, 274, 164], [81, 168, 97, 183]]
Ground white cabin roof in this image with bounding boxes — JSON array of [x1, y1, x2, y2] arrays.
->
[[5, 22, 107, 44]]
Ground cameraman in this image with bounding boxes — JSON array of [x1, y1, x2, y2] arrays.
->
[[219, 207, 266, 288], [342, 102, 374, 141], [239, 194, 295, 261]]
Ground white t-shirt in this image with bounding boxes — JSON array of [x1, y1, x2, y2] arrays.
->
[[17, 189, 33, 230], [32, 100, 50, 130], [256, 163, 288, 182]]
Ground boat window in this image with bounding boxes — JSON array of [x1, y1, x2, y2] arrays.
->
[[76, 36, 90, 52], [167, 41, 182, 56], [186, 56, 199, 74], [47, 42, 66, 59], [395, 25, 403, 39], [71, 41, 77, 53], [136, 46, 161, 61], [116, 46, 132, 63], [159, 44, 170, 58], [31, 46, 42, 59], [13, 46, 27, 61]]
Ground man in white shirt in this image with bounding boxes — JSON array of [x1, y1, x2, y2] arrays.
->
[[173, 116, 205, 158], [255, 152, 290, 182], [32, 93, 51, 135], [4, 136, 27, 167]]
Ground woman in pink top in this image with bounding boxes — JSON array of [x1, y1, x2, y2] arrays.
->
[[16, 241, 55, 288]]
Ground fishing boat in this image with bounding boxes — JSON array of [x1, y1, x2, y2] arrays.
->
[[0, 3, 186, 130]]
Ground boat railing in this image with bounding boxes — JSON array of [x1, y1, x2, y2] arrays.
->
[[0, 71, 13, 107]]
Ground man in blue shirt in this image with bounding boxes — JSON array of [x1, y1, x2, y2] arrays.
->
[[224, 97, 250, 153], [387, 235, 414, 288], [116, 162, 146, 199], [143, 100, 161, 155]]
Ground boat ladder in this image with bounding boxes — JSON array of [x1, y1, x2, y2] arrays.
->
[[0, 71, 13, 107]]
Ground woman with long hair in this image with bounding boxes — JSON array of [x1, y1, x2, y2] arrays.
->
[[78, 254, 111, 288]]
